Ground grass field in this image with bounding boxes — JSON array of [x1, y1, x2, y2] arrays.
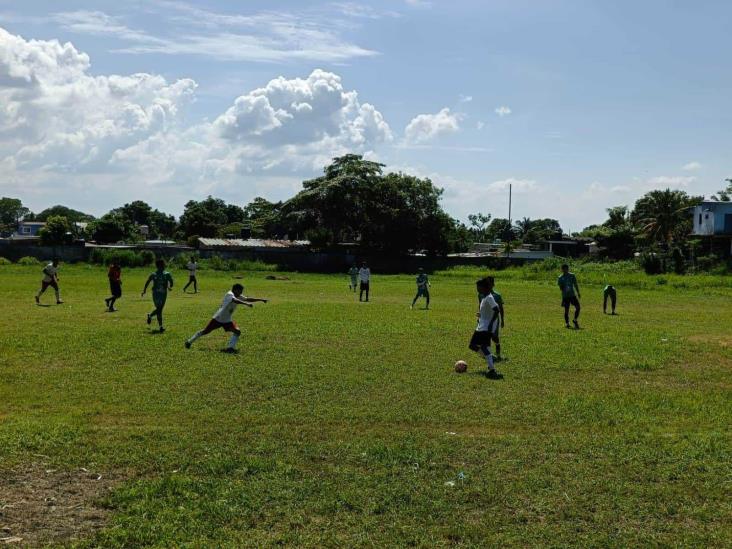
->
[[1, 264, 731, 547]]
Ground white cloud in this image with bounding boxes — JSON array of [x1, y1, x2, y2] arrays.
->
[[646, 175, 696, 188], [494, 106, 512, 117], [682, 161, 701, 171], [404, 108, 461, 144], [0, 28, 392, 212], [50, 6, 378, 63], [476, 121, 485, 130], [405, 0, 432, 7], [487, 178, 537, 192], [458, 94, 473, 103]]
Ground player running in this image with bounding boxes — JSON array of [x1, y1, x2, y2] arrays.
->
[[411, 268, 431, 309], [142, 259, 174, 332], [358, 262, 371, 302], [35, 259, 63, 305], [469, 277, 501, 379], [185, 283, 268, 353], [348, 265, 359, 292], [183, 256, 198, 293], [558, 264, 581, 329], [603, 284, 617, 315], [105, 260, 122, 312]]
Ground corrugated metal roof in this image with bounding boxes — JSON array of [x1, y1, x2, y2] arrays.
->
[[198, 238, 309, 249]]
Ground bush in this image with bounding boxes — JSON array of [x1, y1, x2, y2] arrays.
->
[[0, 257, 11, 265], [18, 256, 41, 265], [89, 248, 156, 267], [187, 235, 200, 248], [639, 252, 664, 275], [695, 254, 720, 272]]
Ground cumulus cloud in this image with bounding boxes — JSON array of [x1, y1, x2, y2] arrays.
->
[[682, 161, 701, 171], [404, 108, 461, 144], [487, 178, 537, 192], [0, 27, 392, 211], [646, 175, 696, 188], [495, 106, 512, 117], [458, 94, 472, 103]]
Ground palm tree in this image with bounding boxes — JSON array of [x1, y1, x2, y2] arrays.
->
[[514, 217, 534, 239], [711, 178, 732, 202], [631, 189, 699, 247]]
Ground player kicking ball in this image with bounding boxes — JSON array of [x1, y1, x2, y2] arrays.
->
[[185, 283, 268, 353], [469, 277, 501, 379], [142, 259, 173, 333], [35, 258, 63, 305]]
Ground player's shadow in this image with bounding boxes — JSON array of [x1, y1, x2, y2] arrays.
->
[[469, 371, 504, 380], [35, 303, 52, 308], [145, 330, 165, 335]]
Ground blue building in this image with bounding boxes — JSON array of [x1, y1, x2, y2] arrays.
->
[[691, 201, 732, 255], [13, 221, 46, 238]]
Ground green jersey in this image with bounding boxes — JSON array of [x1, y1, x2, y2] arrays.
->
[[348, 267, 359, 279], [416, 273, 429, 289], [478, 290, 503, 307], [558, 273, 578, 298], [150, 270, 173, 295]]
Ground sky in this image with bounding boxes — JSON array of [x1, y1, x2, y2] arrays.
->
[[1, 0, 730, 231]]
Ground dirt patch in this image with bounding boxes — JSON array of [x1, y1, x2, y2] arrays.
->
[[687, 334, 732, 348], [0, 464, 119, 547]]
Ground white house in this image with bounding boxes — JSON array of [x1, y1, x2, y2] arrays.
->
[[691, 201, 732, 254]]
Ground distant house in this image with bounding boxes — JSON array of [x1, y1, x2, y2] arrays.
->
[[13, 221, 46, 238], [691, 201, 732, 255]]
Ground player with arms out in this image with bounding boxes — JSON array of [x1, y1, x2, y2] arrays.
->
[[35, 258, 63, 305], [558, 263, 581, 329], [469, 277, 501, 379], [185, 283, 268, 353], [105, 260, 122, 312], [411, 268, 431, 309], [183, 256, 199, 294], [142, 259, 174, 332]]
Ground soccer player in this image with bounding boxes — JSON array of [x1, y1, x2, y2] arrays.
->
[[183, 256, 198, 293], [35, 259, 63, 305], [358, 261, 371, 302], [558, 263, 581, 329], [105, 261, 122, 312], [142, 259, 174, 332], [348, 264, 359, 292], [477, 284, 506, 361], [603, 284, 617, 315], [185, 283, 268, 353], [411, 268, 431, 309], [469, 277, 501, 379]]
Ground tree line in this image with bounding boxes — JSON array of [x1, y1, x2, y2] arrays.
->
[[1, 156, 730, 258]]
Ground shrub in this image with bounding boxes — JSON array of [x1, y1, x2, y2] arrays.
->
[[639, 252, 664, 275], [88, 248, 156, 267], [139, 250, 156, 266], [0, 257, 11, 265], [187, 235, 200, 248], [18, 256, 41, 265]]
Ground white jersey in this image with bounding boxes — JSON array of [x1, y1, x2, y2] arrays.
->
[[42, 263, 58, 283], [213, 291, 240, 323], [187, 262, 197, 276], [476, 294, 499, 333], [359, 267, 371, 283]]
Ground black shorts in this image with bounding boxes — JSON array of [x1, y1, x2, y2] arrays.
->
[[189, 275, 197, 281], [110, 281, 122, 298], [562, 296, 580, 308], [360, 281, 370, 290], [469, 330, 492, 351]]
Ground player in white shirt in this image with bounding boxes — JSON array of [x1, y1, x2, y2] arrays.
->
[[35, 259, 63, 305], [358, 262, 371, 302], [183, 257, 199, 293], [185, 283, 268, 353], [468, 277, 501, 379]]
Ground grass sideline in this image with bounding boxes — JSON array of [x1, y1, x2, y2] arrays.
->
[[0, 264, 731, 546]]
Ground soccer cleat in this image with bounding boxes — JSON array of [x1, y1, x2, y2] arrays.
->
[[56, 300, 64, 304], [573, 320, 580, 329], [486, 369, 500, 379], [35, 296, 40, 304], [159, 327, 165, 333], [146, 313, 152, 325], [185, 341, 191, 349], [105, 298, 111, 308], [222, 347, 237, 354], [565, 323, 571, 329]]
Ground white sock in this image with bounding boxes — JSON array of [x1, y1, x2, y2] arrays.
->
[[227, 334, 240, 348], [481, 347, 495, 370], [188, 331, 203, 344]]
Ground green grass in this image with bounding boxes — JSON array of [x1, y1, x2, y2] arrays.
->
[[1, 264, 731, 547]]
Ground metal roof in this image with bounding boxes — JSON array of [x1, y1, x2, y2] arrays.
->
[[198, 238, 309, 249]]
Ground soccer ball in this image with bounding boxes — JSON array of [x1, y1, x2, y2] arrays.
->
[[454, 360, 468, 373]]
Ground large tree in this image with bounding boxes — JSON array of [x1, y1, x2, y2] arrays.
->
[[108, 201, 177, 238], [34, 205, 95, 223], [0, 197, 29, 234], [243, 197, 285, 238], [38, 216, 72, 245], [631, 189, 701, 247], [178, 197, 236, 238]]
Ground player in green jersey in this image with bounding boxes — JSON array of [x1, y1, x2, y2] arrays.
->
[[142, 259, 174, 332], [411, 268, 431, 309], [558, 264, 581, 329], [348, 265, 359, 292]]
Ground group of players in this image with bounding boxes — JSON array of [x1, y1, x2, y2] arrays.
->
[[33, 257, 618, 363]]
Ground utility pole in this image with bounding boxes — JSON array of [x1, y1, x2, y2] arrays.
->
[[506, 183, 512, 258]]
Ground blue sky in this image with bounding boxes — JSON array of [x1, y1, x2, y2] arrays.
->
[[1, 0, 730, 230]]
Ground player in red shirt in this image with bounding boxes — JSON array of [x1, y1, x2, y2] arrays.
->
[[105, 261, 122, 312]]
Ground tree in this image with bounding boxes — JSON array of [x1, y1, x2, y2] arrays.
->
[[243, 197, 284, 238], [604, 206, 630, 230], [90, 214, 136, 244], [631, 189, 701, 247], [485, 218, 515, 242], [0, 197, 29, 234], [38, 216, 71, 245], [108, 201, 177, 239], [178, 197, 231, 238], [711, 179, 732, 202], [35, 205, 94, 223], [468, 213, 491, 242]]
